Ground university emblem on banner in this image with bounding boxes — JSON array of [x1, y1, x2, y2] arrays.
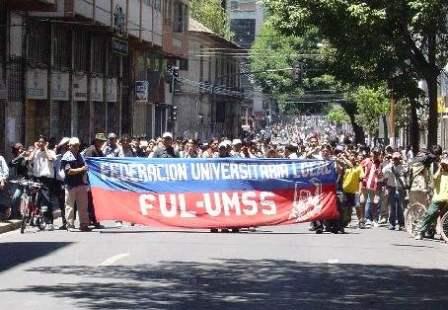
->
[[289, 178, 323, 222]]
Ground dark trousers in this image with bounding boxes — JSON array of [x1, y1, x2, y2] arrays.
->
[[37, 177, 54, 224], [387, 186, 405, 227], [54, 180, 67, 225]]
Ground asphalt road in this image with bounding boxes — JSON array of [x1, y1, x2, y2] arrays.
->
[[0, 222, 448, 310]]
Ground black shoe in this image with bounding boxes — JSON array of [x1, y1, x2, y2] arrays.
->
[[315, 227, 323, 234], [210, 228, 218, 233], [58, 224, 67, 230], [221, 228, 230, 233], [93, 223, 105, 229], [231, 228, 240, 233]]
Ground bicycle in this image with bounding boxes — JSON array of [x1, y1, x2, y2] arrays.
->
[[10, 179, 47, 233], [405, 198, 448, 242]]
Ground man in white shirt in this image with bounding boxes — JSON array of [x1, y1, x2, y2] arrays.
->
[[382, 152, 406, 230], [29, 135, 56, 230]]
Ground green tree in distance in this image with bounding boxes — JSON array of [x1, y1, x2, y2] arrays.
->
[[327, 104, 350, 126], [191, 0, 233, 40]]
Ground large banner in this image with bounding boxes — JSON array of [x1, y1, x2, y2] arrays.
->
[[86, 158, 338, 229]]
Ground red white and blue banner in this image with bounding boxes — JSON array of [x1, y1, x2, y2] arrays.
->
[[86, 158, 338, 229]]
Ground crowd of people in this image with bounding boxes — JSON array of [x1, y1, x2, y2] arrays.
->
[[0, 118, 446, 240]]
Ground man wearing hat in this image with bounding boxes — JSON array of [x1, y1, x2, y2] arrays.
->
[[82, 133, 107, 229], [382, 151, 406, 230], [152, 132, 179, 158], [102, 133, 123, 157], [83, 133, 107, 158], [61, 137, 90, 232], [416, 157, 448, 240]]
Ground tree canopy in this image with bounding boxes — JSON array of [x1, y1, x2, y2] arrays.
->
[[266, 0, 448, 146], [190, 0, 233, 40]]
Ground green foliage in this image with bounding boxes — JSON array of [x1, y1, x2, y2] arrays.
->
[[266, 0, 448, 145], [191, 0, 233, 40], [350, 86, 390, 136], [327, 105, 350, 125], [249, 18, 336, 113]]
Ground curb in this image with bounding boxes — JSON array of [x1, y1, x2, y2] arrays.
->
[[0, 220, 22, 234]]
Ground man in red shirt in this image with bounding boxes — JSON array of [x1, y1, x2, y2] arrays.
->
[[360, 148, 383, 227]]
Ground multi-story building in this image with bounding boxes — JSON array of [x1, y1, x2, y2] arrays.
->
[[175, 18, 242, 140], [226, 0, 267, 130], [0, 0, 168, 157]]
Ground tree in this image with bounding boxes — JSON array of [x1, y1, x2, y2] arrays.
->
[[350, 86, 390, 139], [266, 0, 448, 147], [191, 0, 233, 40], [327, 105, 349, 126]]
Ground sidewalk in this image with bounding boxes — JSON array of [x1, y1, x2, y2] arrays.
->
[[0, 220, 21, 234]]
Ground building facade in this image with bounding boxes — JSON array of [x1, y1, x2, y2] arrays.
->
[[174, 18, 242, 140], [0, 0, 184, 159]]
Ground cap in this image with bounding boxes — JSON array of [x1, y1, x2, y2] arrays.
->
[[68, 137, 80, 146], [95, 133, 107, 141], [162, 132, 173, 139], [392, 152, 402, 159], [232, 139, 242, 146], [441, 157, 448, 165], [218, 142, 227, 149], [57, 137, 70, 148], [335, 145, 344, 152], [223, 140, 232, 147], [108, 133, 117, 139]]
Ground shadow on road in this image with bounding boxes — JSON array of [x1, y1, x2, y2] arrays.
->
[[4, 259, 448, 309], [0, 242, 72, 272]]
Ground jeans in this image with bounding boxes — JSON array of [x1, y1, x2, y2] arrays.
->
[[387, 186, 405, 227], [11, 185, 23, 218], [418, 200, 446, 234], [37, 177, 54, 224]]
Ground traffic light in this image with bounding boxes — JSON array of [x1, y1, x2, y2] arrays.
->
[[293, 64, 302, 83], [171, 105, 177, 121]]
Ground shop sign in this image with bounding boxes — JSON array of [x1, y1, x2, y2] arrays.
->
[[91, 77, 104, 102], [112, 37, 128, 55], [106, 78, 118, 102], [26, 69, 48, 100], [135, 81, 149, 103], [73, 74, 88, 101], [51, 72, 69, 101]]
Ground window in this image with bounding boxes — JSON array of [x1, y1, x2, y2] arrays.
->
[[143, 0, 152, 6], [53, 26, 71, 71], [74, 30, 89, 72], [230, 1, 239, 11], [230, 19, 256, 49], [179, 59, 188, 71], [173, 1, 187, 32]]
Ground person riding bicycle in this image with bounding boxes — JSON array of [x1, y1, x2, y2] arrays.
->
[[415, 157, 448, 240]]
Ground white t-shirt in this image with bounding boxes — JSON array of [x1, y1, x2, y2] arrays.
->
[[32, 149, 56, 178]]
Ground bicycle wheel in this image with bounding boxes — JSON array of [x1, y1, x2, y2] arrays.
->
[[405, 202, 426, 237], [440, 211, 448, 242]]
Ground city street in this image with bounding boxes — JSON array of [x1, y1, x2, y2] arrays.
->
[[1, 223, 448, 310]]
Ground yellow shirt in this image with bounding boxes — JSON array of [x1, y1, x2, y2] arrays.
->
[[343, 165, 364, 194], [432, 171, 448, 202]]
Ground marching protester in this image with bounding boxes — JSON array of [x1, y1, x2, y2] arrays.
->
[[82, 133, 108, 229], [151, 132, 179, 158], [53, 137, 70, 229], [29, 135, 56, 230], [102, 133, 122, 157], [61, 137, 90, 232]]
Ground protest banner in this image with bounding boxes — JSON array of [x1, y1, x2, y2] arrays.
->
[[86, 158, 338, 229]]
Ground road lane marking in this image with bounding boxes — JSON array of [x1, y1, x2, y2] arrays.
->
[[327, 259, 339, 264], [98, 253, 130, 266]]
